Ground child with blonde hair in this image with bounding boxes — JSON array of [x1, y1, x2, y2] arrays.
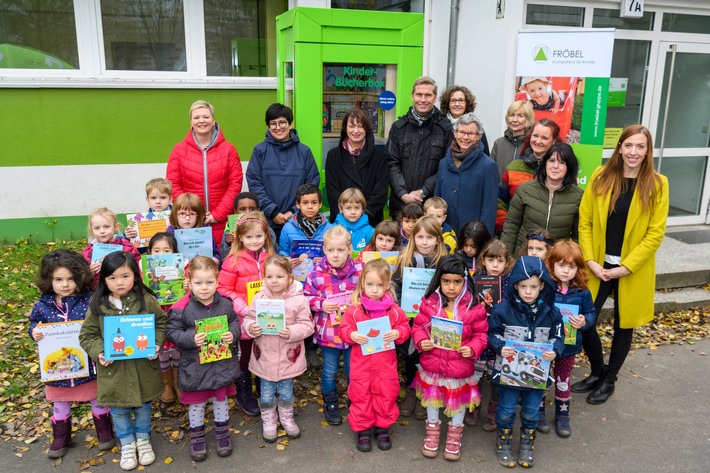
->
[[334, 188, 375, 254], [423, 197, 457, 254], [124, 178, 173, 246]]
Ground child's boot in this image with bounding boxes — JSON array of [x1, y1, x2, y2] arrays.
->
[[536, 395, 550, 433], [400, 387, 417, 417], [171, 366, 182, 401], [160, 369, 176, 403], [414, 398, 427, 420], [259, 401, 278, 442], [555, 399, 571, 437], [235, 371, 259, 416], [443, 423, 463, 461], [356, 429, 372, 452], [482, 400, 499, 431], [464, 404, 480, 426], [277, 399, 300, 439], [189, 425, 207, 461], [214, 421, 233, 457], [136, 438, 155, 466], [322, 391, 342, 425], [421, 420, 441, 458], [495, 427, 516, 468], [374, 427, 392, 450], [92, 413, 117, 451], [119, 442, 138, 471], [518, 427, 536, 468], [47, 416, 72, 459]]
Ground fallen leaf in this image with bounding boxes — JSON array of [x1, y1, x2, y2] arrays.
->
[[51, 457, 62, 466], [164, 457, 173, 464], [399, 420, 409, 426], [320, 421, 330, 427], [275, 444, 285, 450]]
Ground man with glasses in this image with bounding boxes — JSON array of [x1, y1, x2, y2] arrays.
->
[[387, 76, 454, 219]]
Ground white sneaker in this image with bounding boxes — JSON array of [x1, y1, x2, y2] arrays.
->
[[136, 438, 155, 466], [120, 442, 137, 471]]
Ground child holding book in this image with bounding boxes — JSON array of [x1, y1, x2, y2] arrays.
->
[[303, 225, 362, 425], [278, 183, 332, 266], [424, 197, 457, 254], [398, 202, 424, 249], [124, 178, 173, 251], [456, 220, 491, 274], [169, 193, 222, 266], [545, 241, 595, 437], [412, 255, 488, 461], [79, 252, 167, 471], [354, 220, 401, 265], [333, 188, 374, 254], [219, 192, 277, 260], [166, 256, 240, 461], [488, 256, 563, 468], [29, 250, 116, 458], [340, 259, 411, 452], [243, 255, 314, 441], [218, 212, 275, 416]]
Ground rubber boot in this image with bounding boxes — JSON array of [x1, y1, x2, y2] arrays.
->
[[322, 391, 342, 425], [214, 420, 233, 457], [47, 416, 72, 459], [536, 395, 550, 434], [421, 421, 441, 458], [482, 400, 499, 432], [259, 401, 278, 442], [464, 404, 480, 426], [518, 427, 536, 468], [555, 399, 571, 438], [92, 413, 117, 451], [587, 374, 616, 405], [495, 427, 516, 468], [189, 425, 207, 461], [443, 423, 463, 461], [400, 387, 417, 417], [171, 367, 182, 401], [571, 365, 606, 393], [160, 369, 176, 403], [277, 399, 300, 439], [235, 371, 259, 416]]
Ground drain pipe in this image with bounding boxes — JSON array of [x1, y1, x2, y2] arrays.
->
[[446, 0, 460, 87]]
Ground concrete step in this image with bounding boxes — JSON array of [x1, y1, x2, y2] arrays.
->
[[598, 285, 710, 321], [656, 270, 710, 290]]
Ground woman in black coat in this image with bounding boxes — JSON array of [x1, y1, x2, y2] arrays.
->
[[325, 108, 389, 226]]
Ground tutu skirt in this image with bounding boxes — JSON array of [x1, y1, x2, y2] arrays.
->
[[412, 369, 481, 417]]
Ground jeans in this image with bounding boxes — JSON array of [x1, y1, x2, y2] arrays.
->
[[496, 387, 544, 430], [260, 378, 294, 403], [111, 401, 152, 445], [321, 346, 351, 394]]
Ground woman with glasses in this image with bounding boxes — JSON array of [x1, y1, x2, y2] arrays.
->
[[167, 100, 243, 244], [500, 142, 583, 256], [439, 85, 489, 155], [246, 103, 320, 240], [433, 113, 498, 235]]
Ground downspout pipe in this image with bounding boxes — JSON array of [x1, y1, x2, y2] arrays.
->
[[446, 0, 460, 87]]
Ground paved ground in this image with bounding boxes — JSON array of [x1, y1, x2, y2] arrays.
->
[[0, 339, 707, 473]]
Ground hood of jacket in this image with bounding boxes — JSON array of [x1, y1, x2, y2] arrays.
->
[[423, 284, 476, 321], [182, 123, 225, 152], [334, 212, 371, 232], [506, 256, 558, 306], [264, 128, 302, 149]]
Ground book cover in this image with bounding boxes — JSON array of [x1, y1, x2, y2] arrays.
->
[[431, 316, 463, 351], [91, 243, 122, 264], [360, 251, 399, 272], [246, 280, 262, 306], [356, 316, 393, 356], [175, 228, 213, 260], [290, 240, 324, 281], [555, 303, 580, 345], [126, 211, 170, 249], [195, 315, 232, 364], [141, 253, 187, 305], [499, 340, 553, 390], [326, 290, 353, 326], [225, 213, 243, 234], [37, 321, 90, 382], [255, 299, 286, 335], [103, 314, 156, 361], [475, 275, 501, 315], [400, 267, 435, 318]]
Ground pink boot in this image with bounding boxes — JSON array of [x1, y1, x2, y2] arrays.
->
[[277, 399, 300, 439], [259, 401, 278, 442]]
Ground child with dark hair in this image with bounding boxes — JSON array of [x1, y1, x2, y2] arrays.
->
[[456, 220, 492, 274], [398, 202, 424, 248], [219, 192, 277, 259], [278, 183, 332, 267]]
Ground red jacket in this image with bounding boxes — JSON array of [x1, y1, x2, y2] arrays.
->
[[166, 125, 243, 243], [217, 250, 268, 321], [412, 289, 488, 379]]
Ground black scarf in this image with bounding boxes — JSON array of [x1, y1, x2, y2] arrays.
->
[[297, 213, 321, 239]]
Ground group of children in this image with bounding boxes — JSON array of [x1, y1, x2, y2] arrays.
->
[[28, 177, 596, 470]]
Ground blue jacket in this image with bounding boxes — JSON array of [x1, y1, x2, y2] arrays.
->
[[279, 213, 332, 257], [554, 286, 596, 358], [434, 141, 499, 235], [488, 256, 564, 389], [245, 130, 320, 231], [29, 292, 96, 388], [334, 213, 374, 253]]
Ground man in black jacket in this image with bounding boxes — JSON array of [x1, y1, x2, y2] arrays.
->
[[387, 76, 454, 219]]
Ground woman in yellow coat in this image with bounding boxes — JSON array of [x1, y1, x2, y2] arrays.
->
[[572, 125, 669, 405]]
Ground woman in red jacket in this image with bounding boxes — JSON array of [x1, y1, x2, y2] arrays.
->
[[167, 100, 243, 244]]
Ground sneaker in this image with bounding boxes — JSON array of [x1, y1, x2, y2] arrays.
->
[[356, 429, 372, 452], [374, 427, 392, 450], [136, 438, 155, 466], [120, 442, 138, 471]]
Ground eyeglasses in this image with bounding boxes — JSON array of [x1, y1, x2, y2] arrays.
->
[[450, 99, 466, 104], [178, 211, 197, 218], [269, 120, 289, 129], [456, 130, 480, 138]]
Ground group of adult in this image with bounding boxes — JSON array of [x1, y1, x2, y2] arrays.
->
[[164, 75, 668, 406]]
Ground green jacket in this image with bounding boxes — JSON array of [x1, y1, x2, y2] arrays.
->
[[501, 178, 584, 255], [79, 293, 167, 408]]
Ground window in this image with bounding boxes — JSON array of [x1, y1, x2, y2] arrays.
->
[[525, 5, 584, 27], [605, 40, 651, 139], [0, 0, 79, 69], [332, 0, 424, 13], [662, 13, 710, 34], [592, 8, 654, 31]]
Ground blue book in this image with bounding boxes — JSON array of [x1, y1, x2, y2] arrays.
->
[[291, 240, 324, 281], [400, 267, 435, 318], [356, 316, 393, 356], [91, 243, 122, 264], [175, 228, 213, 260], [500, 340, 553, 390], [103, 314, 156, 361]]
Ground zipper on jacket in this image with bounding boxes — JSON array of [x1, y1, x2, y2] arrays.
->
[[202, 148, 210, 212], [545, 190, 555, 230]]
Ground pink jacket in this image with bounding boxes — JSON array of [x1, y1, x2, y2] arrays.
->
[[82, 237, 142, 288], [412, 288, 489, 379], [217, 250, 269, 320], [242, 281, 314, 383]]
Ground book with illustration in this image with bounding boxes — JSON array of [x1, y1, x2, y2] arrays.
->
[[195, 315, 233, 364], [356, 316, 393, 356], [126, 211, 170, 249], [38, 321, 90, 382], [555, 303, 579, 345], [91, 243, 122, 264], [499, 340, 553, 390], [400, 267, 435, 318], [290, 240, 324, 281], [141, 253, 187, 305], [326, 291, 353, 326], [103, 314, 156, 361], [475, 275, 501, 315], [431, 316, 463, 351], [360, 251, 399, 272], [255, 299, 286, 335], [175, 227, 213, 260]]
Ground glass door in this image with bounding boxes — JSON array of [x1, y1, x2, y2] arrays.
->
[[649, 42, 710, 225]]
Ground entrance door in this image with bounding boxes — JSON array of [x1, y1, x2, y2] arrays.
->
[[649, 42, 710, 224]]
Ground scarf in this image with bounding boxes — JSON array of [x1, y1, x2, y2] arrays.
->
[[342, 137, 363, 161], [450, 139, 478, 165], [411, 107, 432, 126], [361, 293, 394, 319], [297, 213, 322, 239]]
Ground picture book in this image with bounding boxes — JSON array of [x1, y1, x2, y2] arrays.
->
[[225, 213, 243, 234], [175, 228, 213, 260], [475, 275, 501, 315], [499, 340, 553, 390], [103, 314, 156, 361], [195, 315, 233, 364], [400, 267, 435, 318], [255, 299, 286, 335], [326, 290, 353, 326], [91, 243, 122, 264], [37, 321, 90, 382], [126, 211, 170, 249], [290, 240, 324, 281], [555, 303, 580, 345], [141, 253, 187, 305], [246, 280, 262, 306], [360, 251, 399, 272], [431, 316, 463, 351], [356, 316, 393, 356]]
